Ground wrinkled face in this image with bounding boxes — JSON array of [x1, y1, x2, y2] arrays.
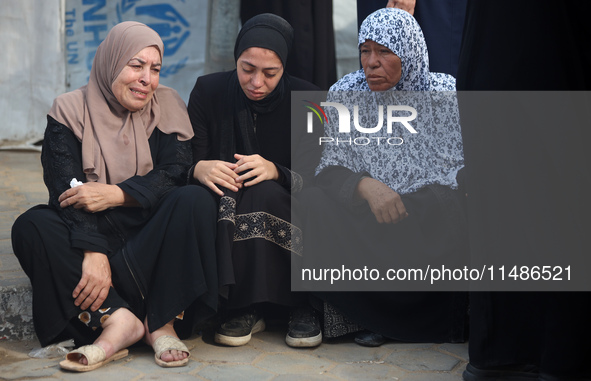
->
[[112, 46, 161, 111], [360, 40, 402, 92], [237, 47, 284, 101]]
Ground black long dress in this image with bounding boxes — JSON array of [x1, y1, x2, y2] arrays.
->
[[300, 168, 469, 343], [11, 117, 218, 347], [456, 0, 591, 378], [187, 71, 321, 310]]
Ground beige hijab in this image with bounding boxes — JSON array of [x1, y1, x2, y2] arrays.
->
[[48, 21, 193, 184]]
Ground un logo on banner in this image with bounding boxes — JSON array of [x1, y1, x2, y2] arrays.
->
[[117, 0, 190, 77]]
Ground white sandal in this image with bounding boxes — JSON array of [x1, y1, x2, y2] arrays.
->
[[153, 335, 190, 367], [59, 345, 128, 372]]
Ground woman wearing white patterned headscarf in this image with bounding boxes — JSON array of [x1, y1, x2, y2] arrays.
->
[[318, 8, 463, 197], [334, 8, 454, 92], [303, 8, 468, 347]]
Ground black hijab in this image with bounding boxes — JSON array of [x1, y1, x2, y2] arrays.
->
[[220, 13, 294, 162]]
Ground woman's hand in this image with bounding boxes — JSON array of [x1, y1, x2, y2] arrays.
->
[[356, 177, 409, 224], [386, 0, 416, 15], [193, 160, 242, 196], [59, 182, 127, 212], [233, 153, 279, 187], [73, 251, 112, 312]]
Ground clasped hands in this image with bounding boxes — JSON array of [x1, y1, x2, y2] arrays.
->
[[194, 153, 279, 196]]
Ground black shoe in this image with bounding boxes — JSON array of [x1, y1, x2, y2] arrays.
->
[[462, 363, 539, 381], [354, 330, 386, 347], [285, 307, 322, 348], [215, 309, 265, 346]]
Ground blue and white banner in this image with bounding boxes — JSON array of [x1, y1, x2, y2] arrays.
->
[[64, 0, 208, 102]]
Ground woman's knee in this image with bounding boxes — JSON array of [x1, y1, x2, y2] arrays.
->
[[241, 180, 290, 208], [12, 210, 35, 243], [165, 185, 217, 216], [11, 207, 67, 271], [12, 207, 58, 244], [248, 179, 285, 195], [297, 186, 329, 205]]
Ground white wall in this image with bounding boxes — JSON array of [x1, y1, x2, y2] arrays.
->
[[0, 0, 65, 148]]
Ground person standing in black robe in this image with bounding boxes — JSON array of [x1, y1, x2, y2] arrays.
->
[[456, 1, 591, 380]]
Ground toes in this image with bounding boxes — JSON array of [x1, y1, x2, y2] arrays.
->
[[172, 349, 188, 361], [160, 349, 187, 362], [77, 354, 89, 365], [69, 353, 88, 365], [160, 350, 173, 362]]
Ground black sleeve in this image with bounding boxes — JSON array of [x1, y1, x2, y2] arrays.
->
[[281, 76, 324, 193], [288, 116, 323, 193], [187, 75, 213, 165], [42, 117, 193, 254], [187, 75, 216, 186], [315, 165, 372, 213], [273, 163, 297, 191], [117, 128, 193, 209], [42, 116, 109, 253]]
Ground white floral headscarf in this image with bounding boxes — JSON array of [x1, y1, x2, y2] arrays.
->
[[359, 7, 430, 91], [316, 8, 463, 194], [333, 8, 455, 93]]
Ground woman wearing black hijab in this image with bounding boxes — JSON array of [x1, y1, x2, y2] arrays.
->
[[187, 14, 322, 348]]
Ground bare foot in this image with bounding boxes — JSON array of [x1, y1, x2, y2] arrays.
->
[[143, 319, 189, 363], [75, 308, 144, 365]]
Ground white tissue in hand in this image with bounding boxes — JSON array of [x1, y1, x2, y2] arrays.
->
[[70, 178, 83, 188]]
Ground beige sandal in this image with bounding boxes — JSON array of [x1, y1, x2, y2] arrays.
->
[[153, 335, 190, 367], [59, 345, 128, 372]]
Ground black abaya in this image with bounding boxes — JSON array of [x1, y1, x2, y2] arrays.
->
[[12, 120, 218, 347], [300, 179, 469, 343], [188, 71, 321, 310], [456, 0, 591, 378]]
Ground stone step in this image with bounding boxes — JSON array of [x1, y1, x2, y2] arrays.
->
[[0, 151, 46, 343], [0, 278, 35, 341]]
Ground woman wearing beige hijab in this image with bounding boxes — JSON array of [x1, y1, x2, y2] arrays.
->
[[11, 22, 218, 371]]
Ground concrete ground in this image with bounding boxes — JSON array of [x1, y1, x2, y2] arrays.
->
[[0, 150, 468, 380]]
